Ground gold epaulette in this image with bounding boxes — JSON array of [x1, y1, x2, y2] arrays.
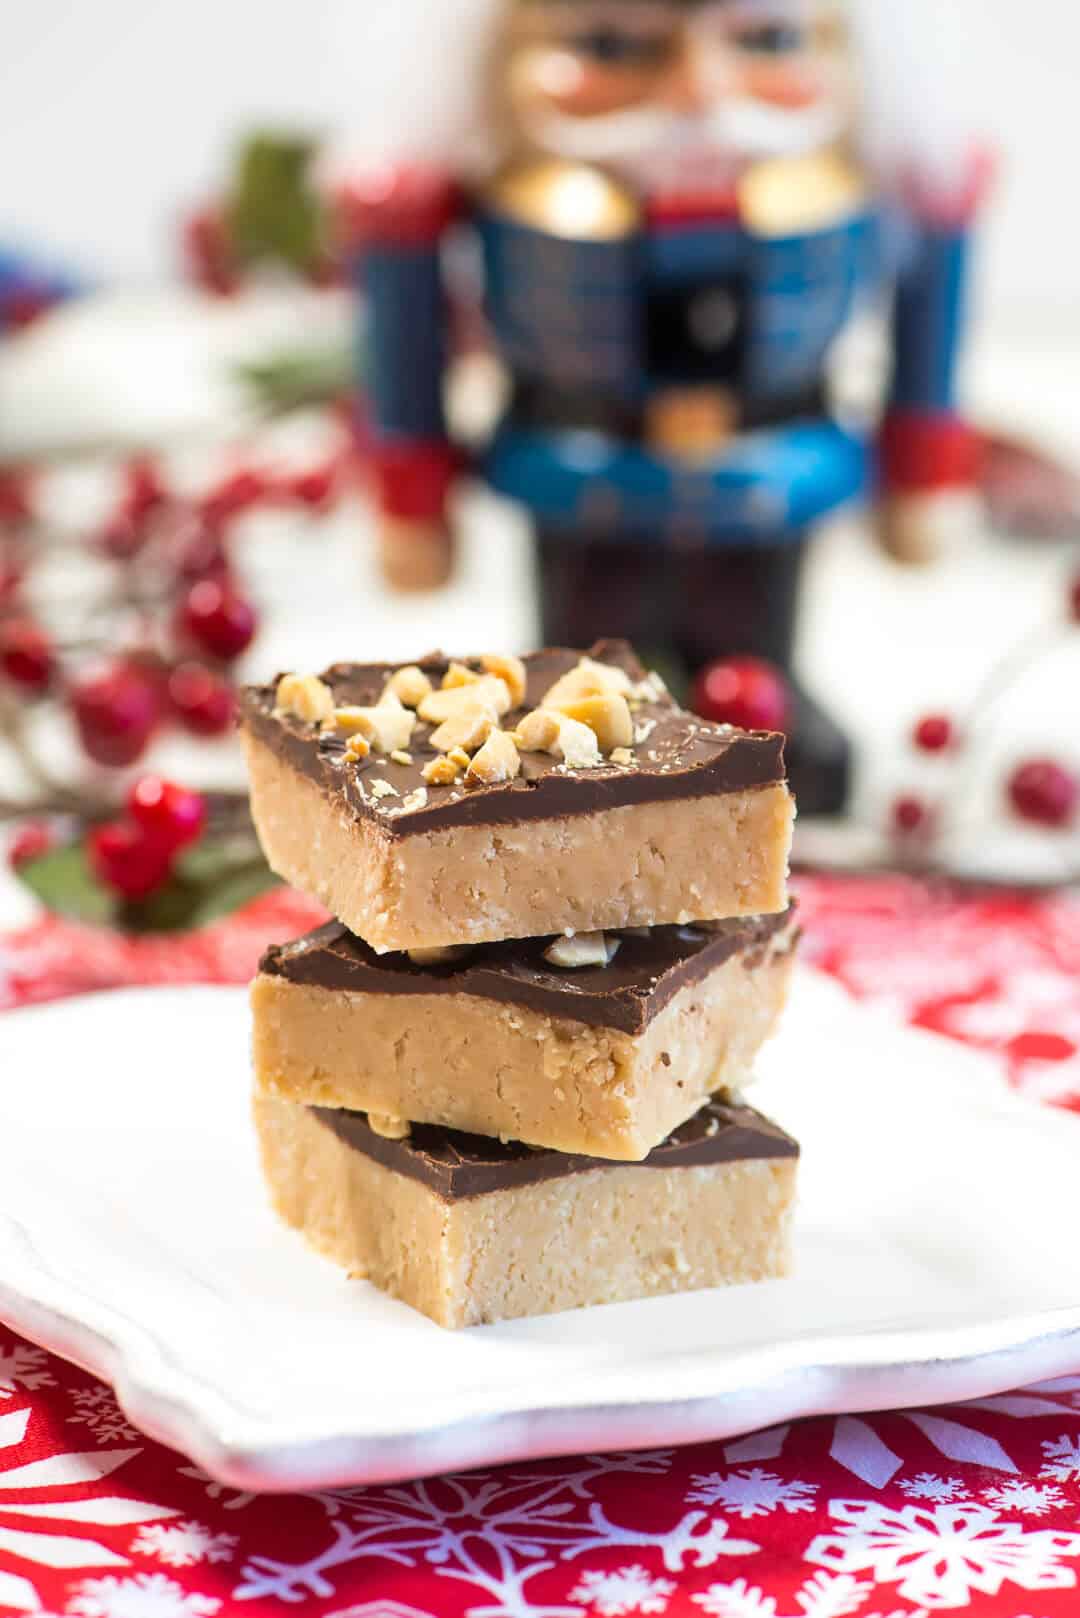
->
[[484, 159, 640, 242], [737, 149, 867, 238]]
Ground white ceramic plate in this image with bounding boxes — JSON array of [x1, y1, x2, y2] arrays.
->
[[1, 971, 1079, 1492]]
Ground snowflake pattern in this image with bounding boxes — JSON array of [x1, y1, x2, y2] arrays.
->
[[692, 1571, 881, 1618], [175, 1464, 256, 1512], [899, 1476, 967, 1505], [806, 1498, 1080, 1610], [1040, 1435, 1080, 1484], [235, 1453, 756, 1611], [67, 1573, 221, 1618], [0, 1342, 56, 1400], [67, 1386, 140, 1445], [685, 1470, 817, 1519], [131, 1520, 238, 1567], [568, 1564, 675, 1615], [982, 1481, 1066, 1516]]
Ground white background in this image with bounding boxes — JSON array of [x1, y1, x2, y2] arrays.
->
[[2, 0, 1079, 329]]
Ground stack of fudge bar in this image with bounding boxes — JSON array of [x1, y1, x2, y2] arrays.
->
[[240, 641, 799, 1329]]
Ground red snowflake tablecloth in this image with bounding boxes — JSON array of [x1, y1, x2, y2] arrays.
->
[[1, 873, 1080, 1618]]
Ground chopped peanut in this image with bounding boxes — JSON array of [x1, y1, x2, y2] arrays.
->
[[481, 653, 527, 708], [610, 746, 635, 766], [429, 706, 495, 754], [418, 675, 511, 724], [384, 665, 433, 708], [422, 754, 461, 785], [368, 1113, 410, 1139], [540, 656, 633, 710], [441, 661, 480, 690], [325, 692, 415, 754], [399, 787, 428, 813], [551, 692, 633, 751], [389, 749, 414, 766], [514, 709, 561, 752], [552, 715, 601, 768], [345, 732, 371, 761], [369, 778, 398, 799], [543, 931, 621, 968], [446, 746, 471, 771], [466, 728, 521, 785], [274, 673, 334, 724], [407, 945, 473, 965]]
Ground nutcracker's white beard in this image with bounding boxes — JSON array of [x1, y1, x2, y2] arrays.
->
[[521, 96, 846, 192]]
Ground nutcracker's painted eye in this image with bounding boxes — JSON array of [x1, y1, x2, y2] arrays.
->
[[736, 22, 803, 54], [567, 26, 677, 66]]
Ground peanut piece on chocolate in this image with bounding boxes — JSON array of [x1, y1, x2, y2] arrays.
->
[[541, 656, 633, 710], [407, 945, 473, 965], [275, 673, 334, 725], [481, 652, 527, 708], [429, 706, 495, 754], [514, 709, 561, 752], [466, 728, 521, 785], [441, 661, 481, 691], [422, 754, 461, 785], [611, 746, 635, 766], [345, 732, 371, 761], [553, 692, 634, 751], [369, 778, 398, 799], [552, 715, 601, 768], [390, 749, 414, 766], [418, 675, 511, 725], [368, 1113, 411, 1140], [543, 931, 621, 968], [326, 692, 415, 754], [384, 664, 433, 708], [447, 746, 471, 770]]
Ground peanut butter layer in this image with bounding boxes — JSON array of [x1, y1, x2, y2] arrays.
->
[[239, 641, 793, 952], [254, 1089, 798, 1328], [252, 912, 797, 1158]]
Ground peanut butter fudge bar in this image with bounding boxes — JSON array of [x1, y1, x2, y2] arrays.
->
[[239, 641, 793, 953], [252, 909, 797, 1160], [253, 1090, 798, 1328]]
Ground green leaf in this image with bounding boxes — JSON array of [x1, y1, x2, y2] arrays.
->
[[186, 862, 280, 925], [16, 843, 115, 925]]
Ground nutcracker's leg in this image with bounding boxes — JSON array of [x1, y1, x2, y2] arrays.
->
[[536, 529, 672, 653], [676, 535, 851, 817], [535, 525, 851, 814]]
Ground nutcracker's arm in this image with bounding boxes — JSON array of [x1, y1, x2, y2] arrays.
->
[[877, 152, 993, 562], [338, 167, 463, 590]]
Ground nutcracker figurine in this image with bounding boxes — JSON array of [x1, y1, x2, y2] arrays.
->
[[337, 0, 988, 812]]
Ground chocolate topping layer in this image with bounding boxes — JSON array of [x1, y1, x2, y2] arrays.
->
[[261, 908, 796, 1036], [239, 640, 786, 837], [313, 1096, 799, 1199]]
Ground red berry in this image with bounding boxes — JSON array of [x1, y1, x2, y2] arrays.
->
[[283, 462, 338, 510], [127, 775, 206, 852], [1008, 758, 1079, 829], [200, 469, 267, 528], [177, 579, 256, 662], [167, 661, 234, 736], [70, 663, 159, 767], [691, 656, 790, 734], [912, 713, 954, 753], [891, 794, 933, 837], [0, 558, 23, 606], [124, 457, 167, 521], [88, 820, 173, 900], [165, 510, 230, 583], [97, 509, 147, 562], [183, 206, 240, 297], [8, 820, 52, 869], [1069, 573, 1080, 624], [0, 471, 31, 526], [0, 616, 54, 691]]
